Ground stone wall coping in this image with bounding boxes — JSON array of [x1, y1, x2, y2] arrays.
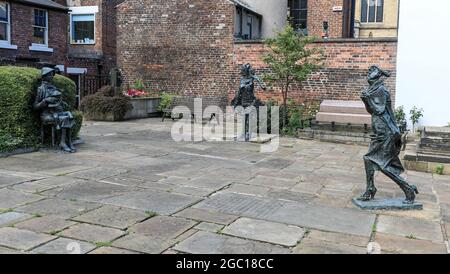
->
[[234, 37, 398, 45]]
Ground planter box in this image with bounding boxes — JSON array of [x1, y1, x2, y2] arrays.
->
[[85, 97, 162, 121], [124, 97, 162, 120]]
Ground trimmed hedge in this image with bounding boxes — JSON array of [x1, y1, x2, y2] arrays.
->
[[0, 66, 83, 153]]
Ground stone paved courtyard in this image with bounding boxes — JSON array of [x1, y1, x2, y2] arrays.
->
[[0, 118, 449, 254]]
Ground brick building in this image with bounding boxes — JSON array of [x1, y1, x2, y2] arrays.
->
[[0, 0, 68, 68], [116, 0, 399, 105]]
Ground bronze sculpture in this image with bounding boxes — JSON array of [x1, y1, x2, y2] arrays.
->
[[231, 64, 266, 141], [358, 65, 418, 205], [232, 63, 266, 108], [33, 67, 77, 153]]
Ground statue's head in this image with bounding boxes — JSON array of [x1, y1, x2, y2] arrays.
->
[[240, 63, 254, 77], [368, 65, 390, 83], [41, 67, 56, 82]]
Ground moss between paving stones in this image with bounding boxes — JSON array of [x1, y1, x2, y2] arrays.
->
[[0, 66, 83, 153]]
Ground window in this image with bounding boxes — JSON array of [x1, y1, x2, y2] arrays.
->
[[0, 1, 9, 42], [361, 0, 384, 23], [71, 14, 95, 44], [234, 6, 261, 40], [288, 0, 308, 34], [33, 9, 48, 45]]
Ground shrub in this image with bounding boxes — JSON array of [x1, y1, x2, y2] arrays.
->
[[395, 106, 407, 133], [409, 106, 424, 132], [0, 66, 82, 153], [158, 92, 175, 112], [80, 85, 133, 121]]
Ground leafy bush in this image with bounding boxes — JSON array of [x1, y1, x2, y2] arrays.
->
[[80, 85, 133, 121], [395, 106, 407, 133], [409, 106, 424, 132], [264, 99, 319, 136], [158, 92, 175, 112], [0, 66, 82, 153]]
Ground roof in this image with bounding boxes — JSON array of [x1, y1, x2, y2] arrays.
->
[[230, 0, 262, 17], [13, 0, 69, 11]]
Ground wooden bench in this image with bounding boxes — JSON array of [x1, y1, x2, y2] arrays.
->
[[315, 100, 372, 132], [162, 96, 228, 122]]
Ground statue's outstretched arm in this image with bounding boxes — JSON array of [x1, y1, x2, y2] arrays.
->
[[254, 76, 267, 90]]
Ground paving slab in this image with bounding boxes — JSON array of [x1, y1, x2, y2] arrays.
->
[[0, 189, 43, 209], [374, 233, 447, 254], [255, 158, 294, 170], [68, 167, 129, 181], [0, 212, 33, 227], [245, 175, 298, 189], [223, 218, 305, 247], [17, 198, 100, 219], [101, 190, 201, 215], [194, 222, 224, 233], [195, 192, 376, 237], [174, 208, 238, 225], [31, 176, 81, 188], [72, 205, 148, 230], [266, 189, 316, 204], [181, 176, 232, 191], [11, 181, 58, 194], [61, 223, 125, 243], [89, 247, 140, 254], [172, 186, 216, 197], [0, 246, 22, 254], [222, 184, 270, 196], [174, 231, 290, 254], [130, 216, 196, 238], [31, 237, 96, 254], [112, 234, 175, 254], [15, 216, 76, 234], [377, 215, 444, 243], [194, 193, 289, 219], [0, 173, 35, 188], [0, 227, 55, 250], [290, 182, 324, 195], [307, 230, 370, 248], [47, 181, 130, 202], [293, 238, 367, 254]]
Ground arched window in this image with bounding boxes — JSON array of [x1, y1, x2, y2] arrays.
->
[[361, 0, 384, 23], [288, 0, 308, 34]]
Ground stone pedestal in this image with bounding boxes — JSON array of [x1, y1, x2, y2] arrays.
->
[[352, 198, 423, 211]]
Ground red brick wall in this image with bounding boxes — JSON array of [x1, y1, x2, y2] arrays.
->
[[0, 2, 68, 66], [116, 0, 236, 101], [234, 38, 398, 104], [308, 0, 344, 38]]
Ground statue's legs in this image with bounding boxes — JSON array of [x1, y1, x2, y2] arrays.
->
[[358, 156, 378, 201], [59, 128, 72, 153], [380, 167, 418, 204], [66, 128, 77, 153]]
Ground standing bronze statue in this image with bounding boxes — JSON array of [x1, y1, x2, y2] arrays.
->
[[358, 65, 418, 205], [231, 64, 266, 141], [232, 63, 266, 109], [33, 67, 77, 153]]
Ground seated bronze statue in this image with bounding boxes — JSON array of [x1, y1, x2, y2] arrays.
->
[[33, 67, 76, 153]]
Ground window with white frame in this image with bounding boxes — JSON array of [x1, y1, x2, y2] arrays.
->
[[32, 9, 48, 45], [0, 1, 10, 42], [361, 0, 384, 23], [71, 13, 95, 44]]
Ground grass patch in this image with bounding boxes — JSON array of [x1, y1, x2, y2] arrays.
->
[[33, 213, 42, 218], [406, 234, 417, 240], [145, 210, 157, 218], [95, 242, 113, 248], [0, 208, 14, 214]]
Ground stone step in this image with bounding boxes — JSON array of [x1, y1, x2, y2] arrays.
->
[[316, 112, 372, 126], [423, 127, 450, 138], [319, 100, 369, 115]]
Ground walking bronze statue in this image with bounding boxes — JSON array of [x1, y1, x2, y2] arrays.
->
[[33, 67, 77, 153], [231, 63, 266, 141], [355, 65, 421, 209]]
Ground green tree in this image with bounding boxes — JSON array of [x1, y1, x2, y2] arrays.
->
[[409, 106, 424, 133], [263, 25, 323, 128]]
